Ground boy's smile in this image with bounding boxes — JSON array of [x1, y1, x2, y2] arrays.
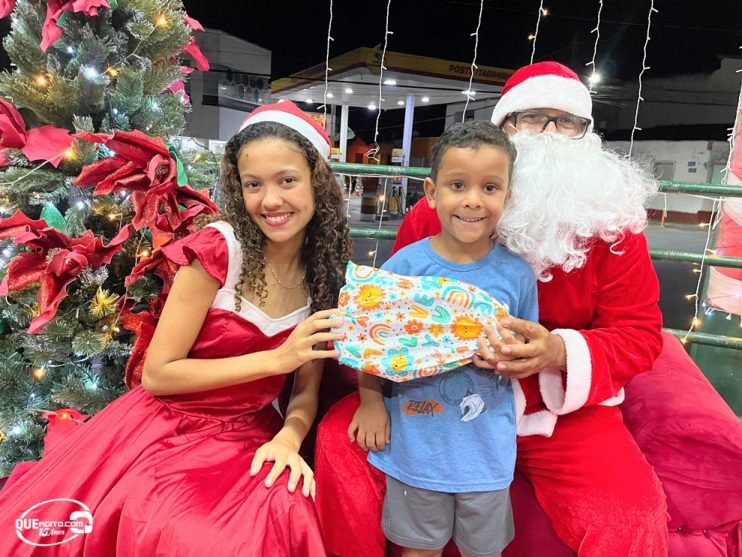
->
[[424, 145, 510, 262]]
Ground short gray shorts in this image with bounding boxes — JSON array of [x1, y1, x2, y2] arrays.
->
[[381, 475, 514, 556]]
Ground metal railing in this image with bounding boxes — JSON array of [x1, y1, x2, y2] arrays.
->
[[333, 162, 742, 349]]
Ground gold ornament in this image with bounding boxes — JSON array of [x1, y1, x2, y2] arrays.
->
[[91, 198, 118, 216], [96, 314, 120, 344], [90, 288, 119, 318], [33, 366, 47, 381], [0, 430, 6, 443], [27, 303, 40, 319]]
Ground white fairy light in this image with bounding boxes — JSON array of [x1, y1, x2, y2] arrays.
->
[[585, 0, 604, 94], [365, 0, 393, 163], [629, 1, 658, 158], [320, 0, 334, 116], [530, 0, 545, 64], [462, 0, 484, 120]]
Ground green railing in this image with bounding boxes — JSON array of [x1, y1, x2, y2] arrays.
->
[[335, 162, 742, 349], [331, 162, 742, 198]]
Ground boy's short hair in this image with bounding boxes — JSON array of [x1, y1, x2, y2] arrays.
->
[[430, 121, 516, 181]]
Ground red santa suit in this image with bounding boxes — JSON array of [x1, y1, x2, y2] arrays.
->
[[314, 198, 670, 556]]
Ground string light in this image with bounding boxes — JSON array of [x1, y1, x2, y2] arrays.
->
[[365, 0, 393, 164], [155, 14, 169, 28], [107, 67, 119, 77], [585, 0, 603, 93], [64, 148, 75, 160], [34, 74, 49, 87], [628, 1, 658, 158], [82, 66, 99, 80], [138, 249, 150, 258], [320, 0, 334, 116], [462, 0, 484, 120], [32, 366, 47, 381], [530, 0, 545, 63]]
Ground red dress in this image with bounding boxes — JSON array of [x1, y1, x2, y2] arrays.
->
[[0, 221, 326, 556]]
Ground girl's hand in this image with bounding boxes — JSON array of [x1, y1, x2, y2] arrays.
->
[[273, 309, 343, 374], [476, 317, 567, 379], [348, 399, 391, 452], [250, 440, 316, 498]]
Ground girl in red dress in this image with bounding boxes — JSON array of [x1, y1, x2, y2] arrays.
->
[[0, 101, 350, 556]]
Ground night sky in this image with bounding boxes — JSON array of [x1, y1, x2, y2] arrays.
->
[[184, 0, 740, 80], [183, 0, 741, 140], [0, 1, 739, 139]]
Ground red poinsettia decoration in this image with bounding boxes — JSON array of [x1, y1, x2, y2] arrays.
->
[[73, 129, 218, 249], [41, 0, 110, 52], [0, 0, 15, 19], [121, 296, 163, 387], [182, 14, 209, 71], [0, 98, 74, 167], [0, 211, 131, 334]]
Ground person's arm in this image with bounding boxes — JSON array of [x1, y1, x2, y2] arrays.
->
[[348, 372, 390, 451], [547, 232, 663, 410], [250, 358, 324, 497], [485, 233, 663, 413], [391, 196, 441, 255], [142, 261, 341, 396]]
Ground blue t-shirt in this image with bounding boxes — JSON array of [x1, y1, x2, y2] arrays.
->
[[367, 238, 538, 492]]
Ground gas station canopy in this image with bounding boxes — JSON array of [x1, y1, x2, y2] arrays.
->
[[272, 47, 513, 109]]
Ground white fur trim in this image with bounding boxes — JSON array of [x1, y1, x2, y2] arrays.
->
[[512, 379, 557, 437], [598, 388, 625, 407], [239, 110, 330, 158], [517, 410, 558, 437], [540, 329, 591, 415], [491, 74, 593, 130]]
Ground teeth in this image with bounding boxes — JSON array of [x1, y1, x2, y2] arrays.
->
[[456, 216, 485, 223], [264, 213, 291, 225]]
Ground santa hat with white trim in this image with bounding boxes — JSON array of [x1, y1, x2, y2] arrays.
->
[[491, 61, 593, 132], [238, 100, 332, 158]]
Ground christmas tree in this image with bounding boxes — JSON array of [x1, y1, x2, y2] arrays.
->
[[0, 0, 219, 475]]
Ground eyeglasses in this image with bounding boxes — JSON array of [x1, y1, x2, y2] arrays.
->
[[508, 111, 591, 139]]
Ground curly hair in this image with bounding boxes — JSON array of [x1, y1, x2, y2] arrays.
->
[[217, 121, 351, 313]]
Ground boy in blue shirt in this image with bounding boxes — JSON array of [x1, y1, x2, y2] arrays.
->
[[349, 121, 538, 557]]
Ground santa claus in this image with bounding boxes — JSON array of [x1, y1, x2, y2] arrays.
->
[[315, 61, 669, 556]]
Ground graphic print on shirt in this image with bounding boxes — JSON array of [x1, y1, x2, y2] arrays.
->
[[439, 369, 487, 422]]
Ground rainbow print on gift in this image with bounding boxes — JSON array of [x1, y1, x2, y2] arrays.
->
[[333, 262, 510, 382]]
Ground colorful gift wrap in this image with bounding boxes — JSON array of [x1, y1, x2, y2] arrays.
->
[[333, 262, 510, 382]]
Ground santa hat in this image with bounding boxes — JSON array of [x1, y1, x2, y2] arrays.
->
[[491, 61, 593, 131], [238, 100, 332, 158]]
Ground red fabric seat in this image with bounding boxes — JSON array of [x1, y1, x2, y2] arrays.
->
[[386, 333, 742, 557]]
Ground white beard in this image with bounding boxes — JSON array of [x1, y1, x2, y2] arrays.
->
[[496, 132, 657, 280]]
